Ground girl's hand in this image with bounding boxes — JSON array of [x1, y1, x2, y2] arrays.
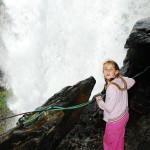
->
[[96, 96, 103, 102]]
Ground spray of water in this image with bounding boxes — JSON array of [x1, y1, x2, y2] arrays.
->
[[0, 0, 150, 117]]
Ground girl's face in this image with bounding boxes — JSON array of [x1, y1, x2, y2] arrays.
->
[[103, 63, 119, 81]]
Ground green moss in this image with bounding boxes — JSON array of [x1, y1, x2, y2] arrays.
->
[[0, 89, 9, 134], [0, 97, 8, 116], [0, 124, 4, 134], [0, 90, 9, 115], [0, 90, 9, 98]]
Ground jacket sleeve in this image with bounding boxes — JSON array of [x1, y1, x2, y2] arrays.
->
[[124, 77, 135, 89], [97, 85, 118, 113]]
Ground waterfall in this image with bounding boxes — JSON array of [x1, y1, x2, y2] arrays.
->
[[0, 0, 150, 116]]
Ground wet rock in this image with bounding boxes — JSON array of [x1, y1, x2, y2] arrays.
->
[[0, 76, 96, 150], [122, 17, 150, 150], [123, 17, 150, 115]]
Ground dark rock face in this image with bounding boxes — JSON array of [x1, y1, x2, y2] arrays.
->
[[57, 102, 104, 150], [123, 18, 150, 115], [122, 17, 150, 150], [125, 18, 150, 48], [0, 76, 96, 150]]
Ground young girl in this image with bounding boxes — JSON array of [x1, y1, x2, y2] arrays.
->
[[96, 60, 135, 150]]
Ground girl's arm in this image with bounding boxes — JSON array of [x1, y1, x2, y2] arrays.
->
[[96, 85, 118, 113], [124, 77, 135, 89]]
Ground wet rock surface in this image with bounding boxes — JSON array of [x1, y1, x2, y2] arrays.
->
[[123, 17, 150, 150], [0, 76, 95, 150]]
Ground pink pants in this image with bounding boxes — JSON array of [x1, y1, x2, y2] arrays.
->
[[104, 112, 129, 150]]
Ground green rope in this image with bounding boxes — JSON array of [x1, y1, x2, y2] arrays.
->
[[132, 66, 150, 78], [5, 66, 150, 127]]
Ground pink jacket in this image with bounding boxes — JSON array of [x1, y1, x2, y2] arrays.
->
[[97, 76, 135, 122]]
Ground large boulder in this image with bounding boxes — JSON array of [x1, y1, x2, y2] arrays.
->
[[122, 17, 150, 150], [0, 76, 96, 150]]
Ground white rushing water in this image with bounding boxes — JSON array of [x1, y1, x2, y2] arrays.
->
[[0, 0, 150, 117]]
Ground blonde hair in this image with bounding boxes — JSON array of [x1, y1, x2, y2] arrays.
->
[[103, 60, 120, 77]]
